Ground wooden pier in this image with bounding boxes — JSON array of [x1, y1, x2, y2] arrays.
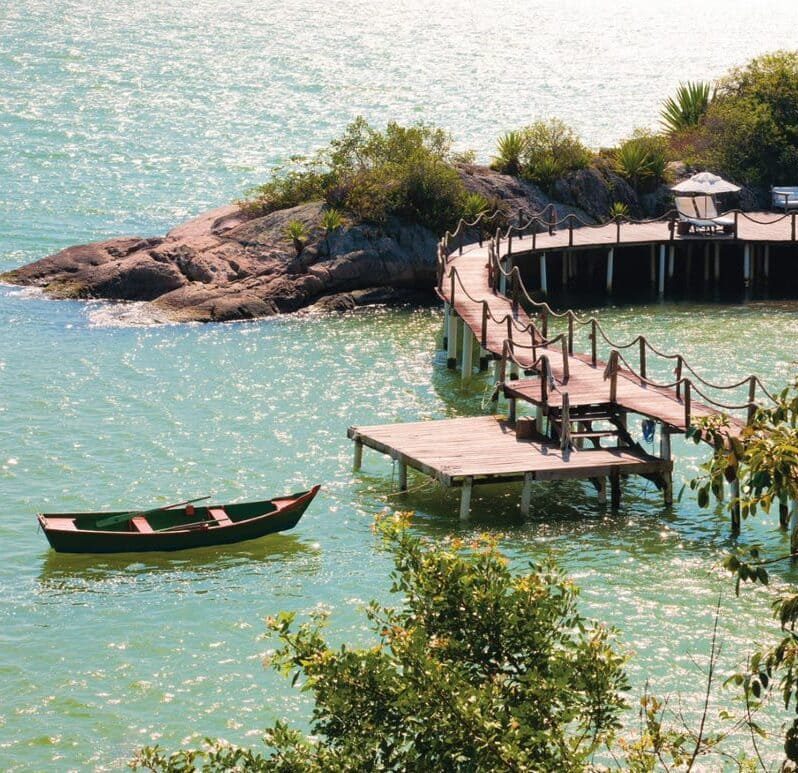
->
[[348, 416, 670, 520], [348, 209, 781, 527]]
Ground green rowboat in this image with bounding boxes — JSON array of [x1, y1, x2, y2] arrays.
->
[[37, 486, 320, 554]]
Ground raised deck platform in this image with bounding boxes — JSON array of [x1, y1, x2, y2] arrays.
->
[[348, 416, 670, 518]]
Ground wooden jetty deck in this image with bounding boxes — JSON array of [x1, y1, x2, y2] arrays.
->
[[348, 416, 670, 519], [348, 209, 779, 527]]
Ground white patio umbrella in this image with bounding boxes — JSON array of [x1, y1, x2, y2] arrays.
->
[[671, 172, 741, 195]]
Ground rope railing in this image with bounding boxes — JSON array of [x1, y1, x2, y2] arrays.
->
[[440, 207, 782, 428]]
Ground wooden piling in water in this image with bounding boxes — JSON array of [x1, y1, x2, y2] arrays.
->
[[460, 477, 473, 520]]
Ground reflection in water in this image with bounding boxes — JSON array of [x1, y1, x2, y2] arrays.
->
[[38, 533, 319, 588]]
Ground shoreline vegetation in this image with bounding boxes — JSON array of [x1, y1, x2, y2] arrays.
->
[[4, 51, 798, 322]]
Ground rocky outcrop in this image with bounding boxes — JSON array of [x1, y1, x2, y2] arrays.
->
[[1, 165, 595, 323], [551, 166, 639, 220]]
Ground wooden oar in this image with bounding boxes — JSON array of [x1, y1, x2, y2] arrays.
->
[[156, 519, 222, 533], [96, 496, 211, 529]]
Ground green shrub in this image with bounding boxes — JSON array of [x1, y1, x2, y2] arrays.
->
[[520, 119, 592, 189], [687, 51, 798, 186], [660, 81, 714, 134], [133, 514, 628, 771], [285, 220, 308, 256], [614, 130, 668, 190], [609, 201, 630, 220], [241, 118, 468, 234], [461, 191, 490, 222], [491, 130, 526, 175]]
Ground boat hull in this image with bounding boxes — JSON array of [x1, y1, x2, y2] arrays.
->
[[38, 486, 320, 554]]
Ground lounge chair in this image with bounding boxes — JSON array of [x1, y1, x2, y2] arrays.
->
[[771, 187, 798, 211], [675, 195, 734, 234]]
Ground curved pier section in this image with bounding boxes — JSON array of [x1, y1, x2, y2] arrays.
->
[[349, 210, 780, 528]]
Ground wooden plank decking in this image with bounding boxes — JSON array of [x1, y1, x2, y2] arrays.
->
[[348, 416, 669, 487], [440, 242, 745, 434]]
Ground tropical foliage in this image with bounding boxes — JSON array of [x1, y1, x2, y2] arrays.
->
[[243, 118, 468, 233], [285, 220, 308, 256], [133, 514, 629, 771], [614, 130, 668, 190], [491, 119, 592, 191], [687, 51, 798, 186], [660, 81, 714, 134]]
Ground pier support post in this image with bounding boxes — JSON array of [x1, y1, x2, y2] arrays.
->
[[461, 327, 475, 382], [610, 468, 621, 509], [492, 359, 502, 384], [714, 243, 721, 283], [353, 440, 363, 471], [561, 252, 568, 287], [650, 245, 656, 288], [596, 476, 607, 504], [668, 245, 675, 279], [442, 302, 450, 350], [703, 243, 710, 285], [660, 426, 673, 505], [508, 397, 517, 424], [539, 253, 548, 295], [534, 404, 544, 434], [398, 461, 407, 492], [658, 245, 666, 298], [606, 248, 614, 294], [478, 347, 490, 372], [520, 472, 533, 517], [447, 313, 460, 369], [764, 245, 770, 280], [731, 478, 741, 535], [460, 477, 473, 521], [743, 244, 751, 289]]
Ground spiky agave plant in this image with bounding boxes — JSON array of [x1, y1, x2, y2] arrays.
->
[[461, 192, 490, 222], [286, 220, 308, 256], [608, 201, 630, 221], [660, 81, 713, 134], [491, 131, 526, 176]]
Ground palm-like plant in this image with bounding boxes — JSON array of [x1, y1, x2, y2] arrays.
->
[[491, 131, 526, 176], [660, 81, 713, 134], [320, 208, 344, 254], [461, 192, 490, 222], [286, 220, 308, 256], [608, 201, 630, 221]]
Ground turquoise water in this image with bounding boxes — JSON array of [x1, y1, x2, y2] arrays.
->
[[4, 1, 798, 768]]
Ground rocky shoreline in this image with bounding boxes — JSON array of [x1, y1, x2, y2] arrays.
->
[[1, 164, 666, 322]]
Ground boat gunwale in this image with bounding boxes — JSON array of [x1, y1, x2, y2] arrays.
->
[[37, 486, 321, 536]]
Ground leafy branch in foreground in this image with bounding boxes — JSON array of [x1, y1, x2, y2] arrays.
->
[[132, 513, 629, 771], [690, 378, 798, 765]]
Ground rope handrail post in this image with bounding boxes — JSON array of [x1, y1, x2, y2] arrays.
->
[[675, 356, 683, 400], [568, 217, 573, 248], [508, 231, 513, 256], [481, 302, 488, 348], [458, 229, 464, 255], [511, 271, 519, 314], [638, 337, 647, 382], [499, 341, 508, 383], [615, 217, 621, 244], [567, 311, 574, 355], [561, 337, 569, 383], [506, 315, 513, 344], [549, 208, 555, 236], [793, 212, 796, 242], [747, 375, 757, 424], [541, 355, 549, 405], [517, 208, 523, 238], [450, 270, 456, 307], [560, 391, 571, 450], [530, 326, 537, 363], [733, 211, 739, 240], [608, 350, 619, 402], [532, 228, 537, 251], [590, 318, 597, 366], [683, 379, 691, 430]]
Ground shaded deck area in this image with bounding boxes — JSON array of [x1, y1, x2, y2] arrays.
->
[[348, 416, 670, 519]]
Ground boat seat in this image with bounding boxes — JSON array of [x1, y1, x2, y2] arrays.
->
[[49, 518, 78, 531], [130, 516, 154, 533], [208, 507, 232, 526]]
